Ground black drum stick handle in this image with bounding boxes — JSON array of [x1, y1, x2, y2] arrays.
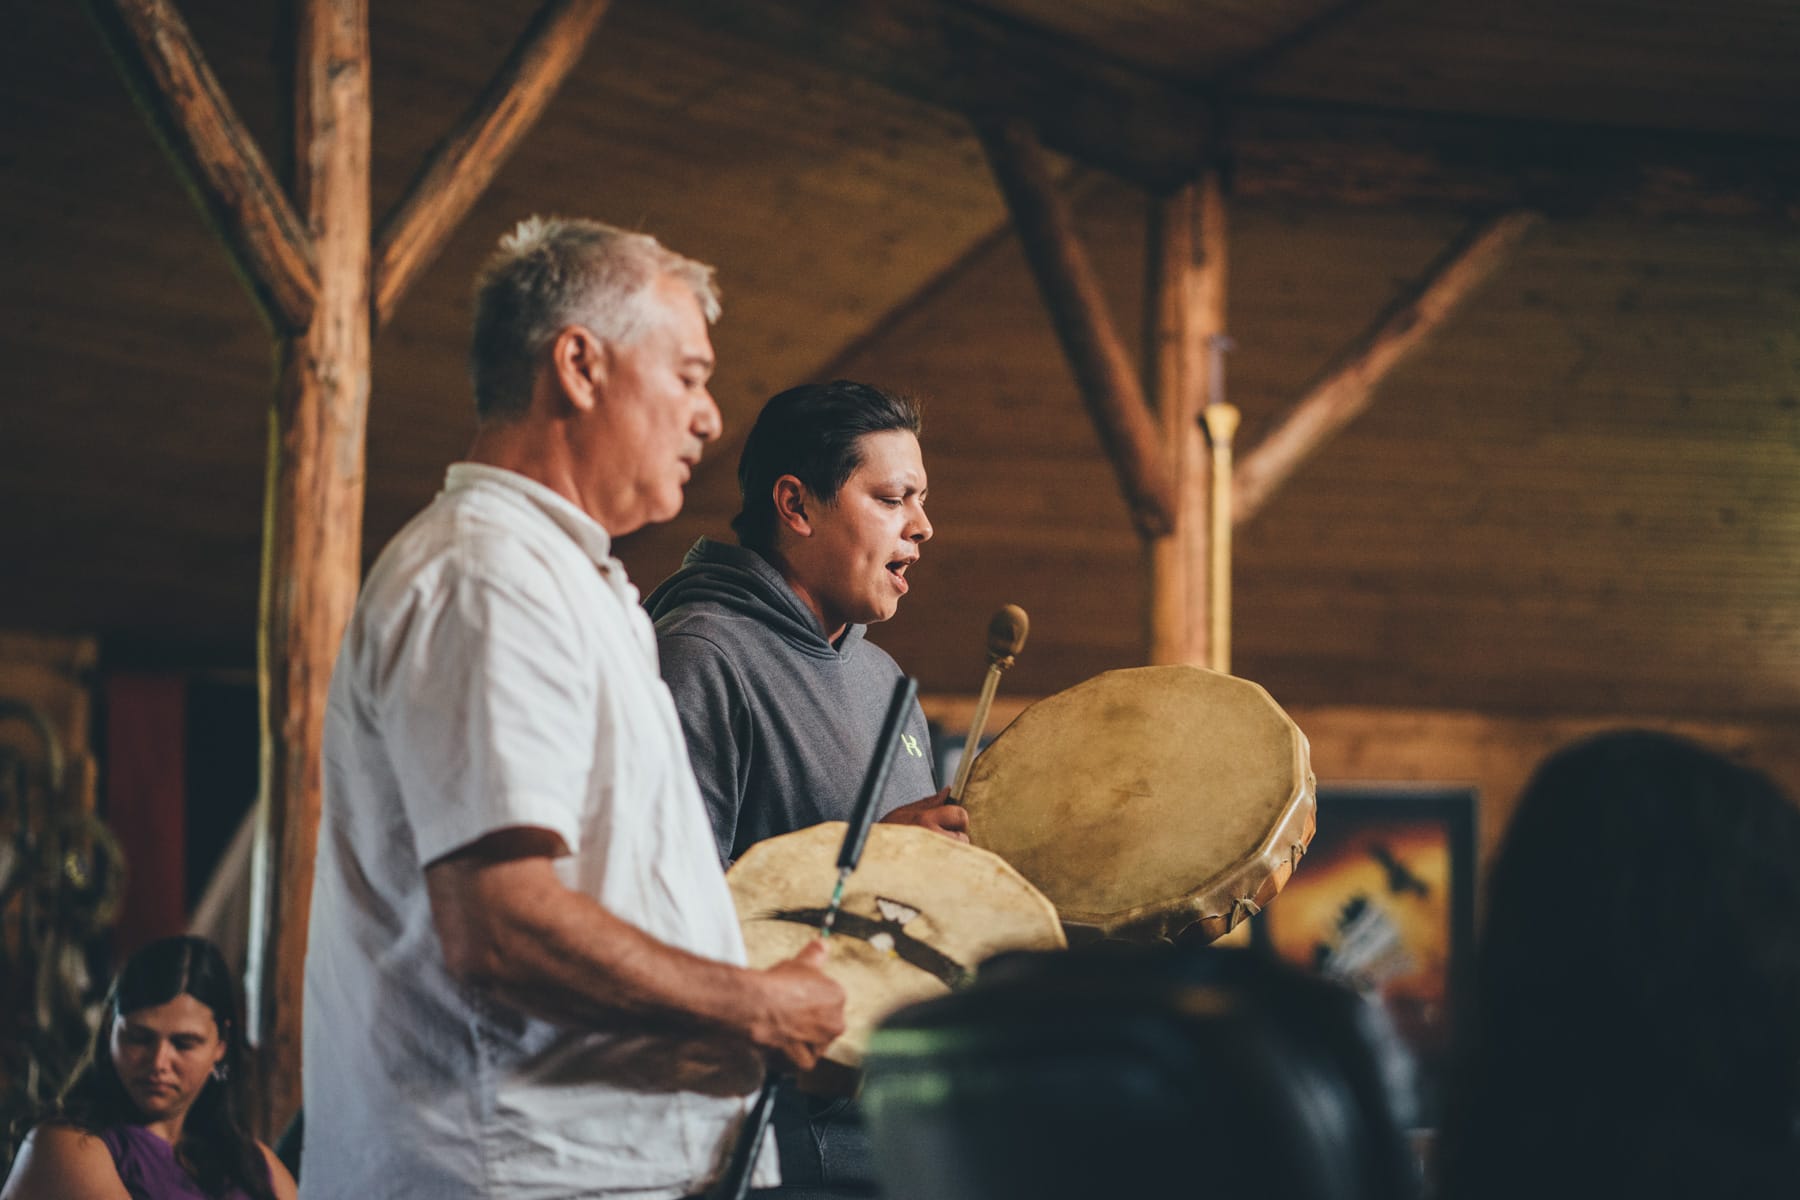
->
[[709, 675, 916, 1199], [709, 1074, 781, 1200], [839, 675, 919, 872]]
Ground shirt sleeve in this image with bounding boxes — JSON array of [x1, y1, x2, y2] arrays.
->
[[656, 631, 752, 866], [373, 561, 599, 867]]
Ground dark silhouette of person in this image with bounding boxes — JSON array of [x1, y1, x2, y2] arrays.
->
[[1437, 730, 1800, 1200]]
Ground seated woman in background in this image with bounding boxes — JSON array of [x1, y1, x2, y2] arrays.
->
[[1437, 730, 1800, 1199], [2, 935, 295, 1200]]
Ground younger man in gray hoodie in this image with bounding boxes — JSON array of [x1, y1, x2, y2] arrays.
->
[[646, 380, 967, 1196]]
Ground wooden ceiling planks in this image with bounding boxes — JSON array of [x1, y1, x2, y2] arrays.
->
[[984, 0, 1800, 138], [975, 0, 1341, 80], [4, 0, 1798, 724], [1251, 0, 1800, 136], [1232, 214, 1800, 717]]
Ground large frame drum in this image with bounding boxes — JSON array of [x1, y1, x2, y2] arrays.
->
[[728, 822, 1066, 1084], [959, 665, 1316, 944]]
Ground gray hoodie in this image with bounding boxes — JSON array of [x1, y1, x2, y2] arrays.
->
[[646, 538, 937, 865]]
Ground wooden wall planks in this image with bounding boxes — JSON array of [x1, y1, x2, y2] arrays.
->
[[780, 180, 1800, 719]]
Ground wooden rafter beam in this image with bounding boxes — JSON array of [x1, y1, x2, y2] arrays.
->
[[83, 0, 319, 333], [977, 117, 1176, 540], [373, 0, 614, 327], [1233, 210, 1542, 526]]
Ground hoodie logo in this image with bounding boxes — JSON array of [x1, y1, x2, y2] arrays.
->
[[900, 733, 923, 759]]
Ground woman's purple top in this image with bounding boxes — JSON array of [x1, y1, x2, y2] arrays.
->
[[98, 1124, 266, 1200]]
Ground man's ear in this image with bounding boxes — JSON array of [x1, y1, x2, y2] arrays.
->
[[550, 326, 606, 413], [772, 475, 813, 537]]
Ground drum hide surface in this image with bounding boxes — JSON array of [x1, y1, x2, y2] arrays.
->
[[728, 822, 1066, 1074], [960, 665, 1316, 944]]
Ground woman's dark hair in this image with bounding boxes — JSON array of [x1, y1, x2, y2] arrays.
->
[[1438, 731, 1800, 1198], [50, 935, 272, 1200], [731, 380, 922, 554]]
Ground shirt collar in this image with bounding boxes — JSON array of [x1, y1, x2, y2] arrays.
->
[[443, 462, 617, 569]]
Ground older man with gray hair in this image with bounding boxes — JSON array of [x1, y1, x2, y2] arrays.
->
[[301, 217, 844, 1200]]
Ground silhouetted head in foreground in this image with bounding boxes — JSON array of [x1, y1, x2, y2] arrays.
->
[[1439, 730, 1800, 1199]]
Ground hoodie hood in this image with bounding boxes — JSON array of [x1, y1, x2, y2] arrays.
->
[[645, 537, 866, 658]]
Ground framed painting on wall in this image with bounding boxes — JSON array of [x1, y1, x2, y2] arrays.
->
[[1255, 785, 1478, 1127]]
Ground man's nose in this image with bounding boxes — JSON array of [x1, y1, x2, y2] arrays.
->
[[910, 506, 933, 543], [696, 389, 723, 443]]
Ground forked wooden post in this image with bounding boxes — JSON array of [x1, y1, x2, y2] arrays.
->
[[1146, 175, 1227, 666], [89, 0, 616, 1138], [82, 0, 369, 1137], [243, 0, 371, 1139], [1201, 397, 1239, 672]]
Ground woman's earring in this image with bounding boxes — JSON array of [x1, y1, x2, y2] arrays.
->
[[211, 1063, 229, 1083]]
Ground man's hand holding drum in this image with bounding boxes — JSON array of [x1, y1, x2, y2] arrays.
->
[[748, 940, 847, 1072], [878, 785, 970, 843]]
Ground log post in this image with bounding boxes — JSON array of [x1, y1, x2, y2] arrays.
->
[[975, 116, 1177, 539], [245, 0, 370, 1139], [1145, 179, 1222, 665]]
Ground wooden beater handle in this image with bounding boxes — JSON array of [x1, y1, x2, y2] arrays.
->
[[949, 605, 1029, 802]]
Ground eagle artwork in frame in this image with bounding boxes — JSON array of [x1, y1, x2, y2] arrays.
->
[[1255, 785, 1478, 1128]]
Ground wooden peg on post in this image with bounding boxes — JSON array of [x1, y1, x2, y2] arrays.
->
[[1201, 391, 1239, 675]]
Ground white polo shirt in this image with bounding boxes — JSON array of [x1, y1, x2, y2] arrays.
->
[[301, 464, 774, 1199]]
